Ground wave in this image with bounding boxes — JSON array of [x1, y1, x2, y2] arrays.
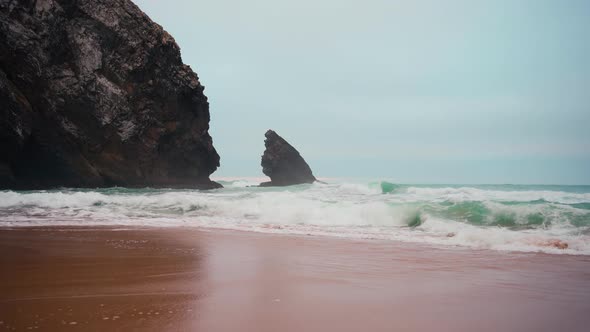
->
[[0, 181, 589, 255], [398, 186, 590, 204]]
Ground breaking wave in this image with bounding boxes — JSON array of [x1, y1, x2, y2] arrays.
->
[[1, 180, 589, 255]]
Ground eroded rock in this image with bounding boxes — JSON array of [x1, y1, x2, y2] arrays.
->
[[260, 130, 316, 186], [0, 0, 220, 189]]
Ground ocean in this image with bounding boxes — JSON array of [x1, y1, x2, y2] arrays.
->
[[1, 179, 589, 255]]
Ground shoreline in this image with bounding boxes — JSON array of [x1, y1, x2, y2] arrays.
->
[[0, 223, 582, 256], [1, 226, 590, 331]]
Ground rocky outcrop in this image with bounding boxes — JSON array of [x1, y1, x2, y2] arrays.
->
[[260, 130, 316, 186], [0, 0, 220, 189]]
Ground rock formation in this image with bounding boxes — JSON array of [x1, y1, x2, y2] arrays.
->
[[0, 0, 220, 189], [260, 130, 316, 186]]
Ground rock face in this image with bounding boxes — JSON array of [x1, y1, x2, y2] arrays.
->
[[0, 0, 220, 189], [260, 130, 316, 186]]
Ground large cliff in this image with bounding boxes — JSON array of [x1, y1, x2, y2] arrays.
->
[[0, 0, 220, 189]]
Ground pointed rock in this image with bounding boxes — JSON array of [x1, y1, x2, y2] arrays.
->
[[260, 130, 316, 186]]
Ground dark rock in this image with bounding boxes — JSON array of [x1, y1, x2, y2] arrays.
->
[[0, 0, 220, 189], [260, 130, 316, 186]]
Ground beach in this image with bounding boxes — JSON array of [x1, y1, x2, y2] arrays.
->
[[1, 0, 588, 330], [1, 227, 589, 331]]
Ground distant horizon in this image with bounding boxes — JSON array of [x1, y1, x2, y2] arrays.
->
[[135, 0, 590, 185], [211, 176, 590, 187]]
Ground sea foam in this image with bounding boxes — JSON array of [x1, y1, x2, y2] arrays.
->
[[1, 181, 589, 255]]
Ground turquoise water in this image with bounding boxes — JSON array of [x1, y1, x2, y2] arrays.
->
[[1, 179, 589, 254]]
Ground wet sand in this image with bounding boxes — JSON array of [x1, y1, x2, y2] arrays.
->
[[1, 227, 589, 331]]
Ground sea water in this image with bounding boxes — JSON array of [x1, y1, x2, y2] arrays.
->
[[1, 179, 589, 255]]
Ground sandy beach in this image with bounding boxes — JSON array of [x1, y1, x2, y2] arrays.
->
[[1, 227, 589, 331]]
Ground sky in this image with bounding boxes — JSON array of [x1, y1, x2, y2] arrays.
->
[[134, 0, 590, 184]]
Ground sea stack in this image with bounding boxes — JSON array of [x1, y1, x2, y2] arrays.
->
[[0, 0, 220, 189], [260, 130, 316, 186]]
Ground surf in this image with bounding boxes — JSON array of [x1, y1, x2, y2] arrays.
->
[[0, 180, 589, 255]]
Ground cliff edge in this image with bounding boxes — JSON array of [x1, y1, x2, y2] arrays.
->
[[0, 0, 220, 189]]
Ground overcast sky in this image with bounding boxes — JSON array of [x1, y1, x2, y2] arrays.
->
[[134, 0, 589, 184]]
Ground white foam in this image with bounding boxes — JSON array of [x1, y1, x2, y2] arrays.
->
[[0, 182, 589, 255], [403, 186, 590, 204]]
